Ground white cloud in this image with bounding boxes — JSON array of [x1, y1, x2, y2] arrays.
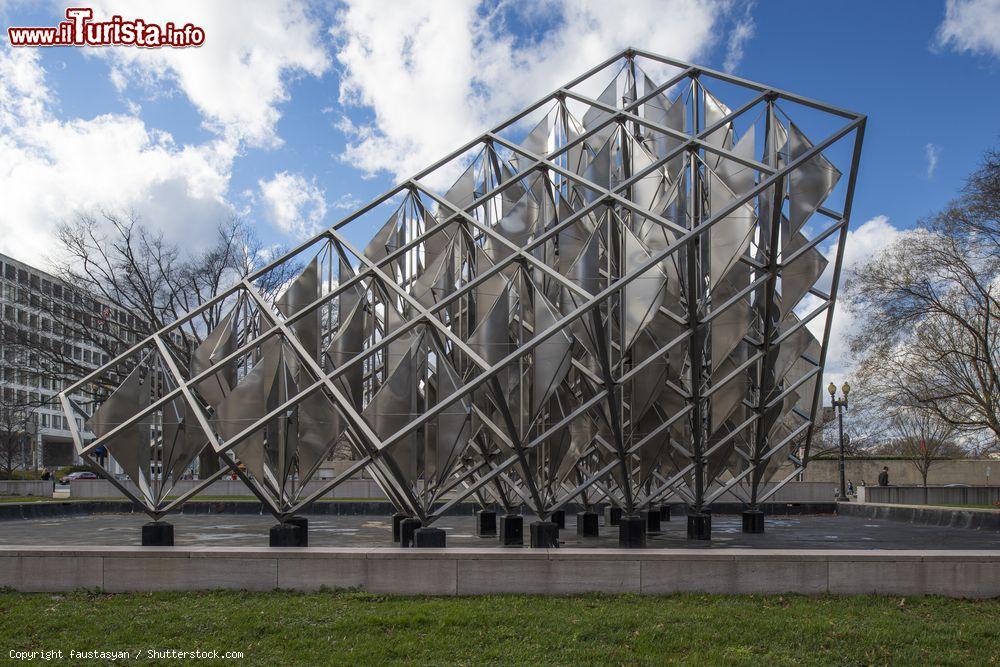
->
[[803, 215, 906, 393], [0, 46, 235, 265], [0, 46, 48, 127], [838, 215, 905, 274], [259, 171, 328, 239], [85, 0, 330, 147], [925, 143, 940, 178], [723, 3, 755, 72], [936, 0, 1000, 58], [331, 193, 363, 210], [332, 0, 737, 183]]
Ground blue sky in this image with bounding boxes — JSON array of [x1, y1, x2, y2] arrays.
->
[[745, 1, 999, 231], [1, 0, 998, 381]]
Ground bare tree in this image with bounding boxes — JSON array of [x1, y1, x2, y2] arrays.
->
[[3, 211, 296, 397], [845, 148, 1000, 452], [877, 410, 962, 490], [807, 391, 888, 459], [0, 391, 38, 478]]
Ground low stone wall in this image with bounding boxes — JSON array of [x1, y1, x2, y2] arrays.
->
[[858, 485, 1000, 507], [0, 546, 996, 597], [839, 501, 1000, 531], [68, 478, 386, 500], [0, 480, 54, 497]]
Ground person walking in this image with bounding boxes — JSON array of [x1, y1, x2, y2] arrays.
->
[[878, 466, 889, 487]]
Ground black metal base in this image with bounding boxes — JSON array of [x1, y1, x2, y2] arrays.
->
[[392, 512, 408, 543], [619, 515, 646, 548], [285, 515, 309, 547], [476, 510, 497, 537], [141, 521, 173, 547], [269, 522, 306, 547], [576, 511, 599, 538], [400, 517, 422, 548], [604, 506, 622, 526], [529, 521, 560, 548], [643, 509, 661, 534], [687, 512, 712, 541], [413, 527, 446, 548], [742, 509, 765, 534], [550, 509, 565, 529], [660, 504, 671, 522], [499, 514, 523, 546]]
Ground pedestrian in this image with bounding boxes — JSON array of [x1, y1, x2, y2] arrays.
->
[[847, 479, 855, 495], [878, 466, 889, 487], [40, 468, 50, 481]]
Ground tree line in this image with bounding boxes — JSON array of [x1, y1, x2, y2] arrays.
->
[[839, 148, 1000, 482]]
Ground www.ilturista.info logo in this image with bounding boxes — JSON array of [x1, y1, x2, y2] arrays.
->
[[8, 8, 205, 48]]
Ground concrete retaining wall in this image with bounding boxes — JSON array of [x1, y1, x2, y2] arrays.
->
[[782, 458, 997, 486], [0, 480, 54, 497], [859, 485, 1000, 506], [0, 547, 996, 597], [68, 478, 386, 500]]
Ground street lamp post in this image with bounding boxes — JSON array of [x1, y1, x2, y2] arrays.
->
[[828, 381, 851, 502]]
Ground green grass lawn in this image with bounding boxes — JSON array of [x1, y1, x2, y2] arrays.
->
[[1, 590, 998, 665]]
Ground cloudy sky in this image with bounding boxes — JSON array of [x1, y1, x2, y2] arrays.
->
[[1, 0, 999, 389]]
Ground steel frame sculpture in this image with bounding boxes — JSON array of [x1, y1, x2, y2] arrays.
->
[[58, 48, 865, 543]]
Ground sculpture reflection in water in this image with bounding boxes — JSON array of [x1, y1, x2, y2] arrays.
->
[[59, 48, 865, 547]]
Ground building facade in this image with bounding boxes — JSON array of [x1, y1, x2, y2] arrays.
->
[[0, 252, 127, 470]]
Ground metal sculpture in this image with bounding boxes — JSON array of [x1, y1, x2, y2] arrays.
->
[[58, 48, 865, 546]]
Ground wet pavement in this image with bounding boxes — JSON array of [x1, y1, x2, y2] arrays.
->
[[1, 511, 999, 549]]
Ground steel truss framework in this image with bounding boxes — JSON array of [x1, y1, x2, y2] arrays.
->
[[59, 48, 865, 529]]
